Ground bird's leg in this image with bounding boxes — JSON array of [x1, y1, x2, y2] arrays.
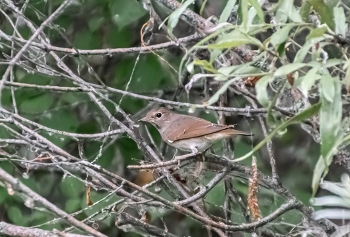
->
[[192, 154, 205, 179], [172, 149, 178, 159], [174, 148, 199, 167], [192, 150, 208, 182]]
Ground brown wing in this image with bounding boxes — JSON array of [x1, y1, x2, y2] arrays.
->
[[164, 116, 232, 142]]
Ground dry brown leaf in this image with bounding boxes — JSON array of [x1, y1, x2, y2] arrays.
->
[[287, 73, 295, 86], [86, 186, 93, 206], [244, 76, 263, 87]]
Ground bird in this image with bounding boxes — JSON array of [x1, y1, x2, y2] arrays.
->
[[139, 107, 252, 160]]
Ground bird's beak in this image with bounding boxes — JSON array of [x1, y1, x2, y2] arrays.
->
[[138, 117, 147, 122]]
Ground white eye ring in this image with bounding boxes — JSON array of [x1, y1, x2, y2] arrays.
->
[[156, 113, 162, 118]]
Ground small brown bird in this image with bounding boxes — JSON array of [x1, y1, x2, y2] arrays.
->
[[139, 108, 252, 159]]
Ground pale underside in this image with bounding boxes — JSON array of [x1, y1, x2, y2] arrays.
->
[[167, 132, 237, 153]]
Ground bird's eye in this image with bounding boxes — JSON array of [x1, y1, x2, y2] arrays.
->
[[156, 113, 162, 118]]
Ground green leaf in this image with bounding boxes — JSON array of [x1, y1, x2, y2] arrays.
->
[[270, 25, 294, 46], [83, 191, 119, 216], [215, 65, 244, 80], [325, 0, 340, 8], [239, 0, 249, 30], [248, 0, 265, 23], [167, 0, 195, 37], [214, 64, 261, 81], [323, 59, 342, 68], [255, 74, 274, 107], [233, 65, 261, 75], [289, 6, 303, 22], [281, 101, 321, 123], [312, 157, 326, 196], [276, 0, 293, 23], [293, 37, 323, 63], [200, 0, 209, 16], [334, 7, 347, 37], [205, 180, 225, 204], [210, 49, 223, 63], [73, 30, 99, 49], [187, 60, 218, 74], [204, 78, 240, 106], [8, 206, 26, 226], [307, 26, 327, 40], [88, 17, 104, 32], [111, 0, 147, 31], [65, 199, 81, 213], [275, 0, 302, 22], [274, 63, 306, 77], [0, 187, 8, 204], [312, 74, 343, 195], [208, 29, 262, 49], [307, 0, 335, 30], [19, 93, 54, 114], [219, 0, 237, 23], [300, 0, 311, 22], [40, 109, 78, 133], [60, 176, 84, 198], [299, 66, 320, 97], [234, 102, 321, 163]]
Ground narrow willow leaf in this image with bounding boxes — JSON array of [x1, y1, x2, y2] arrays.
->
[[215, 65, 260, 81], [248, 0, 265, 23], [199, 0, 209, 16], [289, 6, 303, 22], [300, 0, 311, 22], [311, 196, 350, 208], [219, 0, 237, 23], [204, 78, 239, 105], [255, 74, 273, 107], [187, 60, 218, 74], [334, 7, 348, 37], [270, 25, 294, 46], [323, 59, 343, 68], [320, 75, 343, 152], [293, 37, 323, 63], [312, 74, 343, 195], [276, 0, 293, 23], [307, 26, 327, 40], [210, 49, 223, 63], [320, 73, 335, 102], [217, 65, 240, 77], [240, 0, 249, 30], [307, 0, 335, 30], [208, 29, 262, 49], [313, 209, 350, 220], [234, 102, 321, 163], [274, 63, 306, 77], [300, 66, 320, 97], [234, 65, 261, 75], [276, 42, 286, 57], [289, 102, 321, 122], [325, 0, 340, 8], [247, 3, 258, 28], [167, 0, 195, 37], [321, 182, 350, 198], [331, 226, 350, 237], [185, 74, 216, 92]]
